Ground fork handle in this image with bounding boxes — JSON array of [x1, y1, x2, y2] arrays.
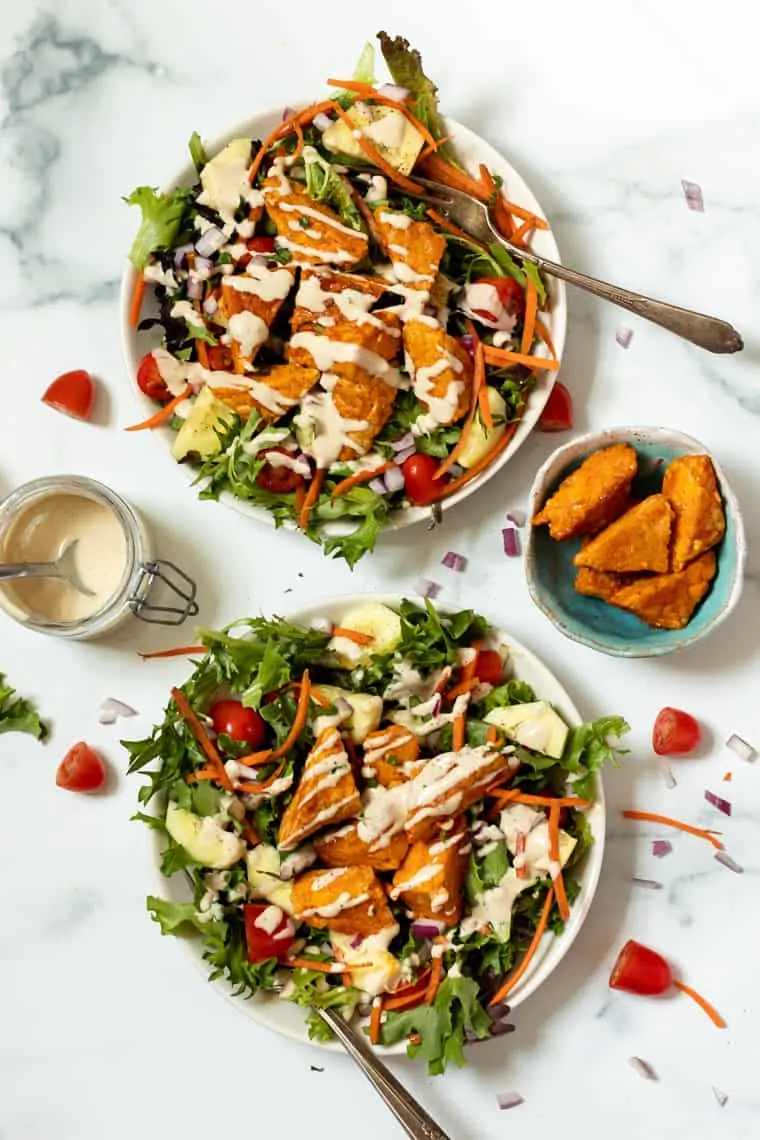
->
[[498, 239, 743, 354], [315, 1007, 451, 1140]]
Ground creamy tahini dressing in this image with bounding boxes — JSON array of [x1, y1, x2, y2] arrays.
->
[[152, 349, 297, 415], [378, 211, 412, 230], [296, 273, 400, 335], [290, 331, 402, 387], [294, 391, 369, 468], [226, 311, 268, 358], [225, 263, 294, 302], [1, 493, 127, 622]]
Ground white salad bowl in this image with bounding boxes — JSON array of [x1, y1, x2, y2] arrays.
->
[[149, 594, 604, 1055], [120, 108, 567, 542]]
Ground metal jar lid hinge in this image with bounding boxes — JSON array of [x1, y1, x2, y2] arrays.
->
[[128, 559, 199, 626]]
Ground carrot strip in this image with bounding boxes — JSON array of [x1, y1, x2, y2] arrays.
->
[[129, 274, 146, 328], [286, 958, 349, 974], [722, 771, 732, 782], [329, 102, 424, 195], [238, 670, 312, 768], [420, 152, 491, 201], [452, 713, 466, 751], [478, 382, 494, 430], [185, 763, 218, 784], [424, 947, 445, 1005], [549, 803, 570, 921], [426, 207, 486, 249], [534, 315, 557, 361], [291, 117, 304, 161], [241, 820, 260, 846], [514, 832, 528, 880], [196, 340, 209, 369], [489, 886, 555, 1005], [672, 981, 726, 1028], [236, 760, 288, 794], [521, 278, 538, 356], [434, 338, 485, 480], [383, 971, 432, 1011], [139, 645, 206, 659], [294, 481, 306, 515], [325, 79, 439, 153], [430, 420, 520, 503], [171, 687, 233, 792], [369, 997, 383, 1044], [492, 197, 516, 240], [621, 810, 724, 850], [332, 626, 374, 646], [445, 678, 478, 701], [330, 461, 395, 498], [491, 790, 592, 809], [486, 725, 499, 746], [247, 102, 335, 186], [482, 344, 560, 371], [298, 469, 324, 530], [510, 218, 536, 248], [461, 641, 482, 682], [125, 386, 191, 431], [503, 201, 549, 230]]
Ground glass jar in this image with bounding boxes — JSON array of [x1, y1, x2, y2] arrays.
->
[[0, 475, 198, 640]]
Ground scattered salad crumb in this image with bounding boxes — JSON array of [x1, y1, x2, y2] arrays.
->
[[632, 877, 662, 890], [712, 1086, 728, 1107], [496, 1091, 524, 1111], [652, 839, 672, 858], [0, 673, 48, 740], [416, 577, 442, 599], [725, 732, 756, 763], [714, 851, 743, 874], [506, 508, 526, 528], [704, 789, 731, 816], [502, 527, 520, 557], [681, 179, 705, 213], [628, 1056, 657, 1080], [441, 550, 467, 572], [662, 765, 677, 789], [615, 326, 634, 349], [721, 771, 732, 782], [310, 1065, 324, 1073], [99, 697, 139, 725]]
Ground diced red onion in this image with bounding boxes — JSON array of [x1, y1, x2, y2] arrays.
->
[[187, 276, 204, 301], [282, 106, 296, 121], [203, 296, 218, 316], [98, 697, 138, 725], [714, 851, 743, 874], [681, 179, 705, 212], [725, 732, 756, 762], [416, 579, 441, 599], [662, 765, 677, 789], [712, 1086, 728, 1107], [313, 112, 334, 132], [441, 550, 467, 572], [652, 839, 672, 858], [459, 334, 476, 360], [633, 877, 662, 890], [448, 462, 464, 478], [384, 465, 405, 494], [395, 445, 417, 466], [616, 326, 634, 349], [369, 476, 388, 495], [310, 617, 334, 634], [502, 527, 521, 557], [628, 1057, 657, 1080], [350, 933, 364, 949], [236, 760, 267, 779], [377, 83, 411, 101], [389, 431, 415, 452], [496, 1092, 524, 1111], [489, 1000, 511, 1022], [174, 242, 194, 268], [506, 508, 526, 528], [195, 226, 227, 258], [411, 919, 446, 939], [194, 255, 214, 277], [705, 789, 731, 816], [489, 1020, 515, 1037]]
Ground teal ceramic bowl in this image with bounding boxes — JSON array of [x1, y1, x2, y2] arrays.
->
[[526, 427, 746, 658]]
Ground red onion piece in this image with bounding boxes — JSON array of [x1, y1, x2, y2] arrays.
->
[[652, 839, 672, 858], [281, 106, 296, 121], [628, 1056, 657, 1080], [633, 877, 662, 890], [725, 732, 756, 762], [616, 326, 634, 349], [502, 527, 521, 557], [350, 933, 364, 949], [368, 476, 388, 495], [448, 462, 464, 478], [496, 1092, 524, 1111], [681, 179, 705, 212], [195, 226, 227, 258], [506, 508, 526, 528], [203, 295, 218, 316], [194, 256, 214, 277], [662, 765, 677, 789], [99, 697, 138, 724], [411, 919, 446, 939], [186, 276, 203, 301], [416, 578, 442, 599], [459, 334, 476, 360], [714, 851, 743, 874], [383, 465, 405, 494], [705, 789, 731, 816], [313, 112, 333, 132], [395, 445, 416, 466], [377, 83, 411, 101], [441, 550, 467, 572], [712, 1086, 728, 1107], [389, 431, 415, 452], [174, 242, 194, 268]]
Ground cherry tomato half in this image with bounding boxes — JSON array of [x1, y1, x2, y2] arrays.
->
[[538, 381, 573, 432], [255, 448, 305, 494], [247, 236, 276, 254], [136, 352, 171, 403], [609, 939, 672, 996], [475, 649, 503, 686], [402, 453, 441, 506], [209, 700, 268, 748], [652, 707, 701, 756], [56, 742, 107, 793], [243, 902, 296, 963], [474, 276, 525, 318], [42, 370, 95, 421], [205, 344, 234, 371]]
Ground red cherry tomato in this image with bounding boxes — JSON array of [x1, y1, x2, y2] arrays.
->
[[475, 276, 525, 317], [205, 344, 234, 371], [609, 939, 672, 996], [42, 370, 96, 421], [56, 742, 107, 793], [538, 382, 573, 432], [247, 236, 276, 254], [652, 707, 701, 756], [255, 448, 305, 494], [475, 649, 503, 686], [209, 700, 267, 748], [136, 352, 171, 403], [243, 902, 296, 963], [402, 453, 441, 506]]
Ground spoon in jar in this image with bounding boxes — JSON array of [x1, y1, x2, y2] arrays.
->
[[0, 539, 95, 596]]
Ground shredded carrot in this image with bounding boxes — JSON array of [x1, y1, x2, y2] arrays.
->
[[241, 820, 260, 846], [426, 207, 486, 249], [492, 790, 591, 809], [461, 641, 482, 682], [672, 980, 726, 1028], [383, 971, 432, 1011], [185, 763, 218, 784], [429, 420, 520, 504], [492, 196, 516, 240], [452, 713, 466, 751], [329, 102, 424, 195], [521, 278, 538, 356], [286, 958, 349, 974], [504, 201, 549, 230], [331, 626, 374, 646], [534, 315, 557, 360], [482, 344, 560, 372], [291, 117, 304, 161], [237, 670, 312, 771], [294, 481, 306, 514], [129, 274, 146, 328], [248, 119, 289, 184], [434, 338, 485, 480], [125, 386, 191, 431], [420, 152, 491, 201], [330, 460, 395, 498], [722, 771, 732, 782], [486, 725, 499, 746], [424, 944, 445, 1004], [246, 101, 335, 185], [434, 668, 452, 694], [549, 803, 570, 921], [514, 831, 528, 880], [325, 79, 439, 154], [409, 1032, 422, 1046], [171, 687, 233, 792], [489, 886, 555, 1005], [478, 382, 494, 430], [298, 469, 324, 530], [445, 677, 478, 701], [369, 997, 383, 1044], [236, 760, 288, 794], [139, 645, 206, 659], [622, 810, 724, 850], [196, 340, 209, 369], [510, 218, 536, 248]]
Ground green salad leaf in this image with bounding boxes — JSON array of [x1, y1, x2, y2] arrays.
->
[[381, 975, 491, 1074], [188, 130, 208, 174], [562, 715, 630, 800], [377, 32, 446, 144], [303, 147, 364, 232], [124, 185, 192, 271], [0, 673, 48, 740], [147, 896, 216, 936]]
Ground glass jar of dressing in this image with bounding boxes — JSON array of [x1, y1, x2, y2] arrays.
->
[[0, 476, 198, 639]]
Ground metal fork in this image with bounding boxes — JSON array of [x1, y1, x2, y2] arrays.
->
[[407, 176, 743, 354]]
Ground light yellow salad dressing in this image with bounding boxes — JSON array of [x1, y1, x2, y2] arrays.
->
[[1, 492, 127, 622]]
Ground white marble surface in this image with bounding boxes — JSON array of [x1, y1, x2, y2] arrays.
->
[[1, 1, 759, 1136]]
